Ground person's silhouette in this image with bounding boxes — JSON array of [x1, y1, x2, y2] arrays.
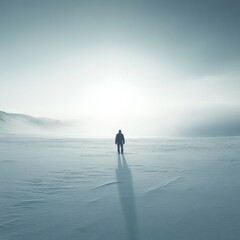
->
[[115, 130, 125, 154]]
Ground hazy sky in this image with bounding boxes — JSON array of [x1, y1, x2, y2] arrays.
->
[[1, 0, 240, 136]]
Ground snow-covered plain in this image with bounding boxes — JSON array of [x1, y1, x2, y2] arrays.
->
[[1, 136, 240, 240]]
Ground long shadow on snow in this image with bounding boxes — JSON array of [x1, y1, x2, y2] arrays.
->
[[116, 154, 138, 240]]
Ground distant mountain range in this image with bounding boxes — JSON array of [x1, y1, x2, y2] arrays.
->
[[0, 110, 67, 135]]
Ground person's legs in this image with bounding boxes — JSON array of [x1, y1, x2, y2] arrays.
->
[[117, 144, 120, 154], [120, 143, 124, 153]]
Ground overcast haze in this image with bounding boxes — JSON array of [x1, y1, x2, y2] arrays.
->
[[1, 0, 240, 136]]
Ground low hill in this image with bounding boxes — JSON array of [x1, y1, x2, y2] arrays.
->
[[0, 110, 65, 135]]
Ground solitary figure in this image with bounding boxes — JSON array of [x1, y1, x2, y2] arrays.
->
[[115, 130, 125, 154]]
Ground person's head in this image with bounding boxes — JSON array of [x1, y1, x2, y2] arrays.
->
[[119, 130, 122, 133]]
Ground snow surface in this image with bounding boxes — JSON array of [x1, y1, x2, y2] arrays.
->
[[0, 136, 240, 240]]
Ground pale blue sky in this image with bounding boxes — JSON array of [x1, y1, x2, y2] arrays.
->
[[1, 0, 240, 136]]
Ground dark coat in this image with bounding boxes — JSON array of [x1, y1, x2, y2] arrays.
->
[[115, 133, 125, 144]]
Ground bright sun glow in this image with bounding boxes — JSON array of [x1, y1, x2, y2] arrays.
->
[[82, 83, 145, 119], [79, 47, 149, 122]]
